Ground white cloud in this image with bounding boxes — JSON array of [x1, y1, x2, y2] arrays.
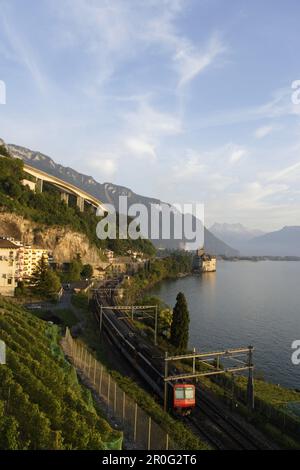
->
[[121, 100, 182, 162], [195, 87, 300, 129], [229, 147, 247, 164], [172, 152, 207, 181], [55, 0, 225, 90], [126, 138, 156, 160], [254, 125, 274, 139], [237, 181, 289, 208], [147, 8, 226, 88], [175, 35, 226, 88], [1, 10, 46, 92], [268, 161, 300, 183], [89, 157, 118, 178], [124, 102, 182, 137]]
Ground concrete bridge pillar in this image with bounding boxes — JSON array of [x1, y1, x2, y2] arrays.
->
[[76, 196, 85, 212], [36, 178, 43, 192], [61, 192, 69, 205]]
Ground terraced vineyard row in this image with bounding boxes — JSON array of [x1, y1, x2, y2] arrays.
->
[[0, 298, 121, 450]]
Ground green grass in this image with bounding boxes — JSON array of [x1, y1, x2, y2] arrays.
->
[[55, 309, 79, 327], [28, 308, 79, 328], [71, 293, 89, 312]]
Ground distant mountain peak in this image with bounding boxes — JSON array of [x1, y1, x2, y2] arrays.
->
[[210, 222, 265, 238], [281, 225, 300, 231]]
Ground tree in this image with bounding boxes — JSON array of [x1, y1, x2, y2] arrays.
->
[[81, 264, 93, 279], [31, 256, 61, 299], [68, 256, 83, 282], [170, 292, 190, 352], [0, 144, 11, 158]]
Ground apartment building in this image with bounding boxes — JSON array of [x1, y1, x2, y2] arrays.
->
[[0, 237, 51, 296], [18, 246, 49, 279], [0, 239, 19, 296]]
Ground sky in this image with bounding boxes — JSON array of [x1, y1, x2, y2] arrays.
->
[[0, 0, 300, 231]]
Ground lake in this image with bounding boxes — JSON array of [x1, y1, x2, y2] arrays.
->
[[150, 261, 300, 389]]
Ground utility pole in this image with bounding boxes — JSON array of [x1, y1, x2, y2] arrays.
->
[[98, 304, 158, 346], [247, 345, 255, 411], [163, 346, 255, 411], [164, 351, 168, 412], [154, 305, 158, 346], [192, 347, 196, 374], [99, 305, 103, 334], [231, 374, 235, 410]]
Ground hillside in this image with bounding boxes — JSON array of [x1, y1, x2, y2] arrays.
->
[[4, 139, 239, 256], [0, 212, 105, 265], [248, 226, 300, 256], [0, 298, 121, 449], [0, 145, 155, 257]]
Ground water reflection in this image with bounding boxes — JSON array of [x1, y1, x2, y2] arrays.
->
[[150, 261, 300, 389]]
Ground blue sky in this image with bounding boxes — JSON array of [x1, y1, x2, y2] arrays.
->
[[0, 0, 300, 230]]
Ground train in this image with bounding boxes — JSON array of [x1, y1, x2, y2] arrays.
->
[[173, 383, 196, 415], [94, 288, 196, 415]]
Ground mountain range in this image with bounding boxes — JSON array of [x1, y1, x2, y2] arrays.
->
[[210, 223, 300, 257], [248, 226, 300, 257], [209, 223, 265, 253], [3, 139, 239, 256]]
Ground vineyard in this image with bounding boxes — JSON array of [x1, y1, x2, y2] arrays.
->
[[0, 298, 122, 450]]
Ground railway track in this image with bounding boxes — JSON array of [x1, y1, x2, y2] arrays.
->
[[194, 394, 258, 450], [93, 287, 275, 450]]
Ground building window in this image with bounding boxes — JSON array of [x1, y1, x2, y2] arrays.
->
[[7, 278, 12, 285]]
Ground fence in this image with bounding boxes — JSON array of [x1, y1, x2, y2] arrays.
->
[[62, 329, 176, 450]]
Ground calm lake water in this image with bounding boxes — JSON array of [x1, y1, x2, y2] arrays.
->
[[150, 261, 300, 389]]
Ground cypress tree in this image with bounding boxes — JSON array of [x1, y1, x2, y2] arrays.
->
[[170, 292, 190, 352]]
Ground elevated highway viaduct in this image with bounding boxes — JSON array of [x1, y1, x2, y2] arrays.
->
[[22, 163, 107, 213]]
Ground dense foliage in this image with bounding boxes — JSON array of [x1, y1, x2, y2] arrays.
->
[[0, 299, 121, 449], [71, 293, 89, 312], [62, 258, 93, 282], [0, 152, 155, 256], [170, 292, 190, 352], [81, 264, 93, 279], [139, 295, 172, 335], [124, 251, 193, 303], [30, 256, 61, 299]]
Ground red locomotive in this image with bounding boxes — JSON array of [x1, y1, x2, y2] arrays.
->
[[173, 383, 196, 415]]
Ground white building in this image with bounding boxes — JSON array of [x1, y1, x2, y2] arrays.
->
[[18, 246, 49, 279], [0, 239, 19, 296], [0, 238, 51, 295]]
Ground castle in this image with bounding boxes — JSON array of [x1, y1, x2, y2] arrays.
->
[[192, 248, 217, 273]]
